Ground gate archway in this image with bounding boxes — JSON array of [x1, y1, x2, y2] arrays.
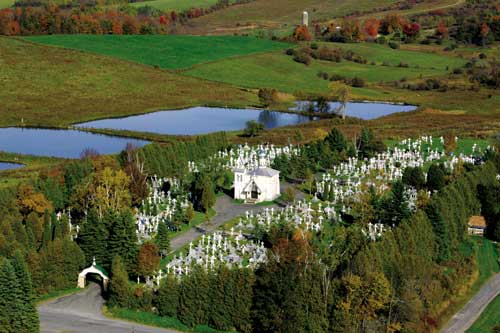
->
[[77, 257, 109, 291]]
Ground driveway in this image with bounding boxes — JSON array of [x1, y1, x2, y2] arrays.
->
[[38, 283, 176, 333], [169, 182, 304, 251], [441, 273, 500, 333]]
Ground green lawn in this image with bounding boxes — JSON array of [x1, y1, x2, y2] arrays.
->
[[440, 237, 500, 330], [184, 51, 449, 95], [0, 36, 257, 127], [467, 295, 500, 333], [130, 0, 227, 11], [24, 35, 290, 69], [466, 240, 500, 333], [0, 0, 13, 8]]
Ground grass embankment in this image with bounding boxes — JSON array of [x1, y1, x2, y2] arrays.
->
[[0, 36, 257, 128], [24, 35, 289, 69], [169, 208, 216, 240], [36, 287, 85, 304], [467, 295, 500, 333], [0, 152, 63, 189], [438, 237, 500, 329], [105, 306, 228, 332]]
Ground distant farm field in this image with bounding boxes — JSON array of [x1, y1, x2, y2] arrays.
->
[[24, 35, 289, 69], [181, 0, 399, 34], [0, 37, 257, 127], [130, 0, 223, 11]]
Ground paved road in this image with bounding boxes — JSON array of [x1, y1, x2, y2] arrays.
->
[[442, 273, 500, 333], [169, 182, 304, 252], [38, 283, 176, 333]]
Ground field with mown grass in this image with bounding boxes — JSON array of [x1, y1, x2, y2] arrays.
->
[[0, 37, 258, 127], [24, 35, 289, 69]]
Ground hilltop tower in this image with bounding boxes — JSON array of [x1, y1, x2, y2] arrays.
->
[[302, 11, 309, 27]]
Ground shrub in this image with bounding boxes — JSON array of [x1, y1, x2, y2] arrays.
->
[[258, 88, 278, 106], [350, 77, 366, 87], [293, 52, 311, 65], [329, 73, 345, 81], [388, 41, 400, 49]]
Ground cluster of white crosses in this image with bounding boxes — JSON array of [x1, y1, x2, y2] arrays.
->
[[234, 200, 339, 234], [187, 143, 300, 174], [315, 136, 483, 210], [56, 209, 79, 241], [135, 175, 189, 240], [161, 230, 267, 281]]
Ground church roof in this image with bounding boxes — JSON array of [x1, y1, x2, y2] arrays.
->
[[250, 167, 279, 177]]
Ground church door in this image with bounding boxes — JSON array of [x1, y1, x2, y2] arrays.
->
[[251, 182, 259, 199]]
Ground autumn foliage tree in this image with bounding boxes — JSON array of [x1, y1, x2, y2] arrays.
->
[[363, 18, 380, 40], [137, 242, 160, 278], [293, 24, 311, 41], [435, 20, 448, 39]]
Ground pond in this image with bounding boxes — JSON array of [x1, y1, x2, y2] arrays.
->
[[76, 103, 416, 135], [0, 162, 24, 171], [293, 101, 416, 120], [77, 107, 316, 135], [0, 128, 149, 159]]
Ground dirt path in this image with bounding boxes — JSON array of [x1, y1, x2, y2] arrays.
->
[[169, 182, 304, 252], [38, 283, 176, 333], [441, 274, 500, 333]]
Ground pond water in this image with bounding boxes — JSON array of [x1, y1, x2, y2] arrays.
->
[[0, 128, 149, 159], [293, 101, 416, 120], [0, 162, 24, 171], [77, 103, 416, 135], [77, 107, 317, 135]]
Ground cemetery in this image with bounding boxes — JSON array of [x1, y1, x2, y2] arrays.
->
[[127, 133, 496, 290]]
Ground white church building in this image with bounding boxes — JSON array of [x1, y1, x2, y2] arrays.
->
[[234, 151, 280, 204]]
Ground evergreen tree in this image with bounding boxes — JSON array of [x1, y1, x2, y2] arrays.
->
[[108, 210, 138, 273], [427, 164, 446, 192], [402, 166, 426, 190], [0, 257, 24, 332], [11, 251, 39, 332], [108, 256, 131, 308], [178, 265, 210, 327], [325, 128, 347, 153], [156, 275, 179, 317], [41, 210, 51, 249], [425, 201, 451, 262], [78, 208, 109, 267], [381, 181, 411, 226], [155, 221, 170, 255]]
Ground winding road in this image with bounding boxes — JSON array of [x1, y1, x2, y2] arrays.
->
[[38, 283, 175, 333], [442, 273, 500, 333], [169, 183, 304, 252], [39, 183, 304, 332]]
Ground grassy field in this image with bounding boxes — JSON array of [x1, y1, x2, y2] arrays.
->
[[0, 36, 258, 127], [467, 295, 500, 333], [330, 42, 467, 71], [184, 50, 447, 93], [24, 35, 289, 69]]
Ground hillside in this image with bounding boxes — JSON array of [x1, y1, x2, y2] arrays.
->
[[0, 37, 257, 127]]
